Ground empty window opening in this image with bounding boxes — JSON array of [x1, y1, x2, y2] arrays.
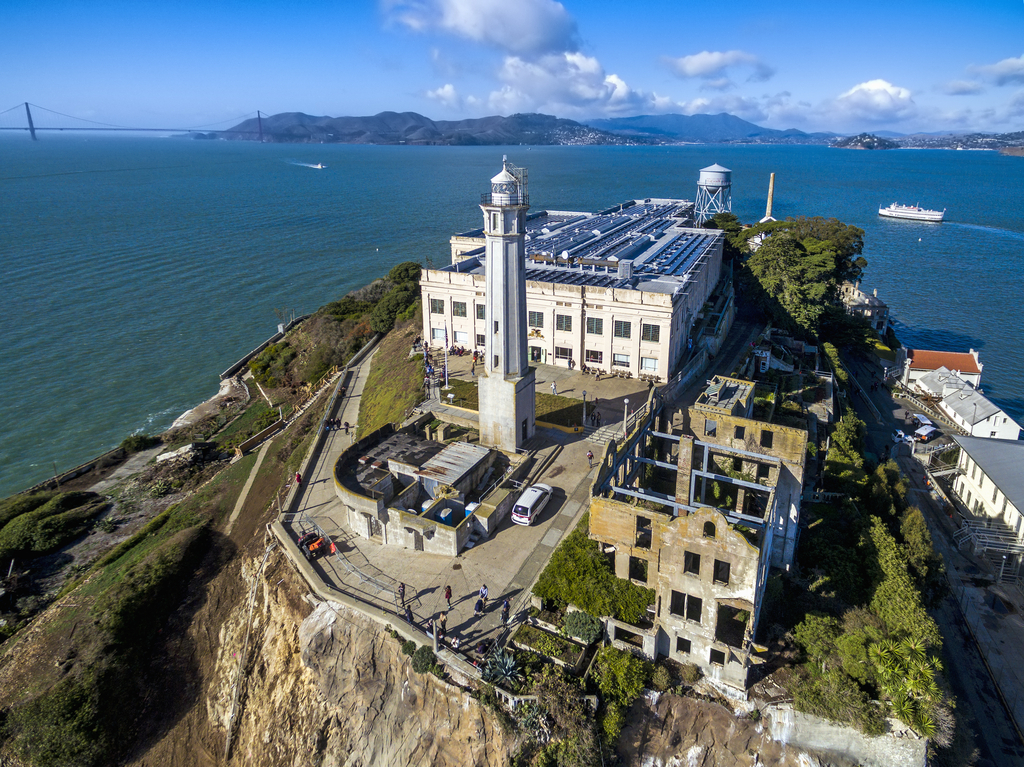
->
[[734, 425, 745, 440], [670, 590, 687, 617], [715, 604, 749, 648], [709, 648, 726, 666], [713, 559, 731, 585], [685, 595, 703, 623], [635, 516, 652, 549], [684, 550, 701, 576], [704, 419, 717, 437], [760, 430, 774, 449], [757, 464, 770, 480], [629, 556, 649, 583], [703, 521, 716, 539], [676, 636, 692, 654]]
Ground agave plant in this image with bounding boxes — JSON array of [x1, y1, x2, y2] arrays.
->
[[483, 648, 524, 689]]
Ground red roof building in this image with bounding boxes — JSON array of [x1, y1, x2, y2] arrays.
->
[[903, 348, 983, 388]]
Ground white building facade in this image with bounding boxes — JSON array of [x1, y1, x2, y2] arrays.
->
[[421, 196, 724, 382]]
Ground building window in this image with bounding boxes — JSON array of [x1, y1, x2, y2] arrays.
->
[[686, 595, 702, 623], [613, 353, 630, 367], [614, 320, 632, 339], [554, 346, 572, 361], [713, 559, 731, 585], [454, 331, 468, 343], [490, 212, 499, 231], [477, 304, 486, 320], [704, 521, 716, 539], [452, 301, 467, 318], [993, 487, 999, 503], [585, 349, 603, 364], [494, 321, 499, 334], [430, 298, 444, 314], [641, 357, 658, 372], [641, 323, 660, 343], [704, 419, 717, 437], [476, 334, 485, 347], [629, 556, 648, 583], [431, 328, 445, 341], [757, 464, 770, 480], [635, 516, 652, 549], [555, 314, 572, 332], [709, 649, 726, 666], [734, 426, 745, 440], [587, 317, 604, 335], [684, 550, 701, 576], [528, 311, 544, 328], [670, 590, 687, 616], [676, 636, 692, 655], [760, 430, 774, 449]]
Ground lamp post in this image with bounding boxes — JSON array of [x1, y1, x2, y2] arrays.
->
[[623, 398, 630, 438], [583, 390, 587, 426]]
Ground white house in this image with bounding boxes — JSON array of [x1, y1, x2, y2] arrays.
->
[[915, 367, 1021, 440]]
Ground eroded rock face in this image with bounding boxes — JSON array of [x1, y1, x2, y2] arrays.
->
[[618, 692, 845, 768], [220, 550, 507, 766]]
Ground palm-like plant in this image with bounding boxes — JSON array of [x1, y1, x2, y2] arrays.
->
[[483, 649, 524, 689]]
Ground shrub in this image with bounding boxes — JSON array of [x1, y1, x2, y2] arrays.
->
[[562, 610, 604, 645], [401, 640, 416, 656], [388, 261, 422, 284], [650, 664, 673, 692], [120, 433, 159, 453], [594, 646, 651, 707], [679, 662, 702, 685], [411, 645, 436, 674], [600, 702, 626, 744]]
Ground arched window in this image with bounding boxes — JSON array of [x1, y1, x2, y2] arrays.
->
[[703, 521, 716, 539]]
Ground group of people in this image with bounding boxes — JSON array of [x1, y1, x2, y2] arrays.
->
[[397, 582, 515, 655], [325, 418, 350, 434]]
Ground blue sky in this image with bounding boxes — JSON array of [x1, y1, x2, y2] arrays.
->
[[4, 0, 1024, 134]]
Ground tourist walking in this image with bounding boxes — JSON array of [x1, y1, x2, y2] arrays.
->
[[474, 598, 484, 617], [479, 584, 489, 608], [587, 450, 594, 468], [501, 599, 510, 627], [551, 381, 557, 396], [444, 584, 452, 609], [404, 606, 413, 624], [397, 582, 406, 607], [295, 471, 302, 485]]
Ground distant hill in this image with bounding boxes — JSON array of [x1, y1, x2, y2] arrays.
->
[[583, 113, 836, 144], [222, 111, 647, 146]]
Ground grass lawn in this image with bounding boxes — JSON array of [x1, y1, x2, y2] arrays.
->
[[443, 377, 585, 428], [357, 321, 425, 439]]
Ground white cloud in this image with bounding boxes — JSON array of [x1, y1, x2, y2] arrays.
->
[[832, 79, 916, 124], [383, 0, 577, 55], [426, 83, 461, 108], [943, 79, 984, 96], [663, 50, 774, 88], [970, 54, 1024, 86], [486, 52, 655, 116]]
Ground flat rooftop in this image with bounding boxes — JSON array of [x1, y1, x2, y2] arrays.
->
[[444, 198, 720, 296], [349, 432, 445, 492], [695, 375, 755, 415]]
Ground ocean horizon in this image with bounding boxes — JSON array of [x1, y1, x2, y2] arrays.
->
[[2, 134, 1022, 498]]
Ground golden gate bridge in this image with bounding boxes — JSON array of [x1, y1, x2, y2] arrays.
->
[[0, 102, 266, 141]]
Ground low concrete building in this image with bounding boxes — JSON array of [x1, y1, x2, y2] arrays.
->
[[914, 367, 1021, 439], [840, 282, 890, 335], [332, 425, 527, 556], [901, 348, 983, 389]]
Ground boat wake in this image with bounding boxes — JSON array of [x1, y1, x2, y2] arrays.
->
[[946, 221, 1024, 242], [289, 161, 327, 170]]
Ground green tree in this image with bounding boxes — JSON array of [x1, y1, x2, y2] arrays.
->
[[594, 645, 651, 707], [388, 261, 422, 283]]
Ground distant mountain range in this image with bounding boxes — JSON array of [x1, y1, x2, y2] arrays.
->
[[215, 110, 1024, 150]]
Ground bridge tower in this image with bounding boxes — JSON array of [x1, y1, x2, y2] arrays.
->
[[24, 103, 36, 141], [695, 163, 732, 224], [478, 157, 536, 451]]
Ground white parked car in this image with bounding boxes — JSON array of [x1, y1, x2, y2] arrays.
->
[[891, 429, 913, 444], [512, 483, 554, 526]]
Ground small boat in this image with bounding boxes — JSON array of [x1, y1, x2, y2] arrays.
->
[[878, 202, 945, 222], [312, 163, 326, 169]]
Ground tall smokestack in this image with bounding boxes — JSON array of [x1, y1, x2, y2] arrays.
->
[[765, 172, 776, 219]]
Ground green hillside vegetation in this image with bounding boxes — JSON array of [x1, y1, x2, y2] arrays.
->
[[0, 491, 107, 565]]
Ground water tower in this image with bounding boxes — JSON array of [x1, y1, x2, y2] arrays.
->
[[695, 163, 732, 224]]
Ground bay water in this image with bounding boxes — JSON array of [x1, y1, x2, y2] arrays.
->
[[2, 135, 1022, 498]]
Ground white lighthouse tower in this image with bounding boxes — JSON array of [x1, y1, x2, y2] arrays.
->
[[478, 157, 536, 451]]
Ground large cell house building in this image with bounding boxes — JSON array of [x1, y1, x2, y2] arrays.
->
[[420, 196, 724, 382]]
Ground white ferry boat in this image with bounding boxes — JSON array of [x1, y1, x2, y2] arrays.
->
[[878, 202, 945, 222]]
